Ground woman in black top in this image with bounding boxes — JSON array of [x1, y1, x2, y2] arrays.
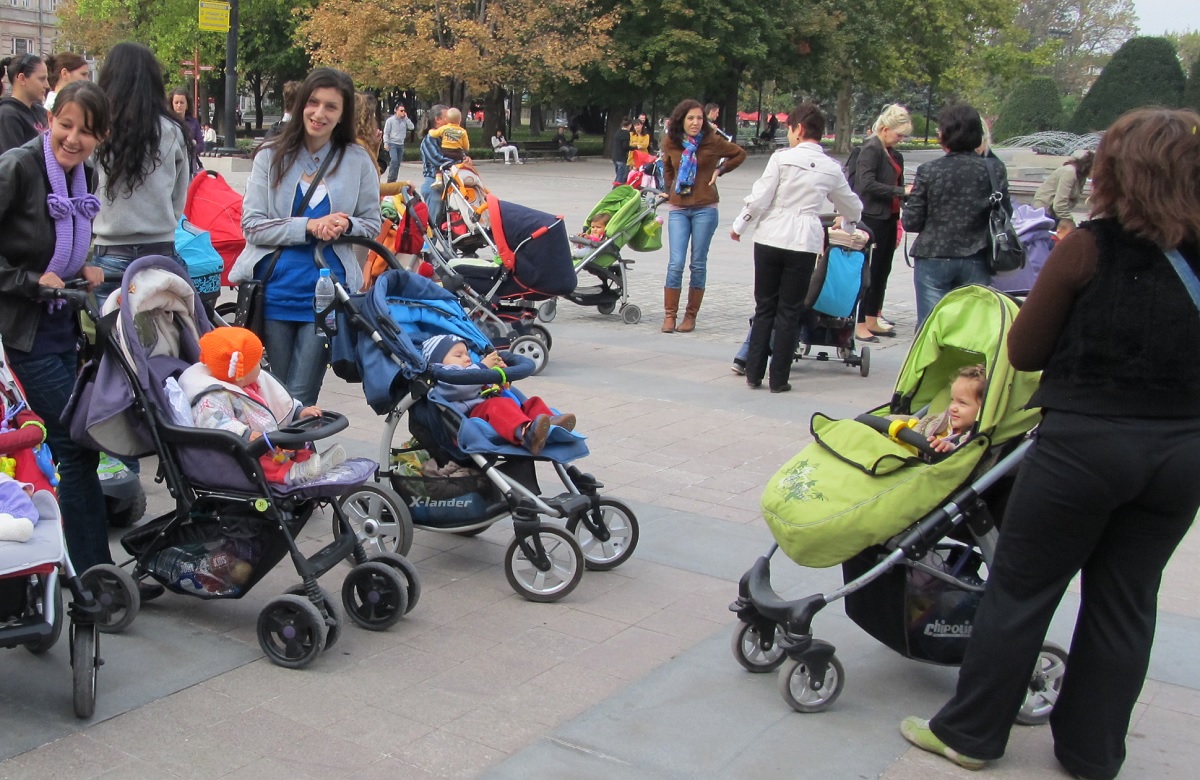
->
[[0, 82, 115, 575], [902, 104, 1009, 327], [901, 108, 1200, 780], [853, 104, 910, 341], [0, 54, 50, 154]]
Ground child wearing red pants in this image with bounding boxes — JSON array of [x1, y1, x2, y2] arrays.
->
[[422, 335, 575, 456]]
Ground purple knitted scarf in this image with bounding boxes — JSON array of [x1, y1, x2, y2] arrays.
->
[[42, 132, 100, 281]]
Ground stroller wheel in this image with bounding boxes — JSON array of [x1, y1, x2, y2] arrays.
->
[[731, 620, 786, 673], [777, 654, 845, 713], [257, 594, 327, 669], [510, 335, 549, 375], [341, 562, 408, 631], [284, 584, 343, 651], [531, 323, 553, 351], [566, 498, 639, 571], [25, 574, 64, 655], [859, 346, 870, 378], [70, 621, 99, 718], [504, 526, 583, 602], [1016, 642, 1069, 725], [80, 564, 140, 634], [537, 299, 557, 323], [368, 552, 421, 614], [597, 302, 616, 315], [336, 484, 414, 557], [620, 304, 642, 325]]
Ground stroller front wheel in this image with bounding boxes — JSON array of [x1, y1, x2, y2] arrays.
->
[[70, 621, 99, 718], [731, 620, 786, 673], [537, 299, 557, 322], [777, 654, 845, 713], [257, 594, 327, 668], [504, 526, 583, 602], [80, 564, 140, 634]]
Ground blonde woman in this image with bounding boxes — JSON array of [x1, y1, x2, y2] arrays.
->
[[853, 104, 912, 341]]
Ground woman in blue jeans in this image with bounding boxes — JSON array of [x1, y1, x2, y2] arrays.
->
[[0, 82, 114, 574], [659, 99, 746, 332], [902, 103, 1010, 327]]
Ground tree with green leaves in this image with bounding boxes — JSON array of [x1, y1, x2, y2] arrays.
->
[[1071, 37, 1186, 132], [993, 77, 1064, 139], [1013, 0, 1137, 97], [1184, 58, 1200, 112]]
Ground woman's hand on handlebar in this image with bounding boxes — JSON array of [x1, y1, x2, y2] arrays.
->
[[38, 271, 67, 289], [80, 266, 104, 290]]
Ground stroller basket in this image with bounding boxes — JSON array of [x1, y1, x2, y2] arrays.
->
[[122, 500, 312, 598], [842, 544, 985, 666]]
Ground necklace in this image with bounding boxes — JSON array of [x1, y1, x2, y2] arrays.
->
[[299, 141, 332, 176]]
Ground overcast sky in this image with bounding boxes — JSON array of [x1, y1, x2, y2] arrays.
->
[[1135, 0, 1199, 35]]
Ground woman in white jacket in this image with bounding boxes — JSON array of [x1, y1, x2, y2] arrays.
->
[[731, 103, 862, 393]]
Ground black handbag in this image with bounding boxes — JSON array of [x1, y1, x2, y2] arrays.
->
[[983, 157, 1025, 274], [233, 151, 337, 334]]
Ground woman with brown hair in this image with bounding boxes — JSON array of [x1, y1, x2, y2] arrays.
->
[[660, 98, 745, 332], [0, 54, 49, 154], [901, 108, 1200, 780], [43, 52, 89, 110], [1032, 151, 1095, 229]]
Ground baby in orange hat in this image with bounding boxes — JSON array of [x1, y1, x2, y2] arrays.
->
[[177, 327, 345, 486]]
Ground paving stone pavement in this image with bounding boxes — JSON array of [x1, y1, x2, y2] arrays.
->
[[2, 155, 1197, 779]]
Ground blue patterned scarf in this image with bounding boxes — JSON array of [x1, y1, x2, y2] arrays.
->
[[675, 133, 700, 194]]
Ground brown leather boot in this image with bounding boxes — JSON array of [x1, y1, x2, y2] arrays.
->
[[676, 287, 704, 332], [662, 288, 681, 332]]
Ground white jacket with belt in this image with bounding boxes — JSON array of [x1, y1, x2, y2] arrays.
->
[[732, 141, 863, 255]]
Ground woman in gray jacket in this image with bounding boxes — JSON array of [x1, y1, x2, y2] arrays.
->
[[903, 104, 1010, 327], [228, 68, 381, 406]]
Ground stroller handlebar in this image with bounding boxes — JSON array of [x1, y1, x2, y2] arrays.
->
[[854, 413, 942, 459], [38, 281, 100, 319], [255, 411, 349, 453]]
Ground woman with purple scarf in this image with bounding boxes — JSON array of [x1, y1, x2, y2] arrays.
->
[[660, 98, 745, 333], [0, 81, 116, 574]]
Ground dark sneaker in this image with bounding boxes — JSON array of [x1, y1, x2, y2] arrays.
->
[[548, 413, 576, 432], [522, 415, 552, 456]]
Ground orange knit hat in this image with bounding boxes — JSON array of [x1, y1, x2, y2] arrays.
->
[[199, 327, 263, 382]]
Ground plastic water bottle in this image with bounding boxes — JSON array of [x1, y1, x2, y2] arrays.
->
[[314, 268, 336, 334]]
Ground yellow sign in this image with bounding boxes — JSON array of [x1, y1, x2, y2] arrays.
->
[[199, 1, 230, 33]]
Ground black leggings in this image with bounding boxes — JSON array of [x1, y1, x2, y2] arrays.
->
[[744, 244, 817, 388], [857, 214, 898, 321]]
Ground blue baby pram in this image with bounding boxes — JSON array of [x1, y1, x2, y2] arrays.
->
[[327, 239, 639, 602]]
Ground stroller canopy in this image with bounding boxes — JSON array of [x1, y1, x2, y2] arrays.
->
[[486, 195, 576, 297], [891, 285, 1041, 445]]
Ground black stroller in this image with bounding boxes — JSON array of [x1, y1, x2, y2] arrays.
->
[[63, 257, 419, 669]]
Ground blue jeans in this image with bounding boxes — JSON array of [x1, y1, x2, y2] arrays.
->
[[613, 161, 629, 185], [387, 143, 405, 183], [8, 350, 112, 572], [913, 250, 992, 328], [262, 319, 330, 407], [90, 242, 185, 304], [420, 176, 444, 227], [666, 206, 719, 290]]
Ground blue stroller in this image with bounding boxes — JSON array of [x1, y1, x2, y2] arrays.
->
[[326, 238, 639, 602]]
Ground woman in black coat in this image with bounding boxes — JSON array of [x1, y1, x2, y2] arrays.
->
[[853, 104, 911, 341], [902, 104, 1010, 327]]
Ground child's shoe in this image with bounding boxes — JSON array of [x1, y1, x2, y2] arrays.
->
[[286, 453, 324, 486], [320, 444, 347, 470], [548, 413, 576, 432], [899, 717, 986, 771], [522, 415, 552, 456]]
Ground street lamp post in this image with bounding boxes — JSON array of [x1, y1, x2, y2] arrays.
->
[[223, 0, 240, 151]]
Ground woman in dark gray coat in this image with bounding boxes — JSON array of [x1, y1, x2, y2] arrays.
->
[[902, 104, 1010, 327], [853, 104, 911, 342]]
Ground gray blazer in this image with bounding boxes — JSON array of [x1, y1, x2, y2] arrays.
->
[[228, 143, 382, 293], [902, 152, 1009, 259]]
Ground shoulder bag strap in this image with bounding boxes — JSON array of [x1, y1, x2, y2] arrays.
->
[[1164, 248, 1200, 312], [982, 155, 1004, 201], [258, 148, 339, 281]]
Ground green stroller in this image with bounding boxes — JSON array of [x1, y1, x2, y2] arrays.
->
[[728, 285, 1068, 720], [537, 185, 664, 325]]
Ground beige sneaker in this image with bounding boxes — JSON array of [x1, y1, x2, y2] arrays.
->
[[320, 444, 347, 469]]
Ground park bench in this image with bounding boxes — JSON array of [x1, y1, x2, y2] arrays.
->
[[522, 140, 566, 160]]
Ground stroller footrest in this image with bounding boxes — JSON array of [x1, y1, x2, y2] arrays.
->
[[305, 531, 358, 579], [544, 493, 592, 519]]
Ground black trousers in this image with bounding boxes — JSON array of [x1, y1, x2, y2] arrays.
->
[[930, 410, 1200, 780], [857, 213, 898, 321], [745, 244, 816, 388]]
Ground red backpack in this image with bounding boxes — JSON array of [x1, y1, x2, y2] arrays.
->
[[184, 170, 245, 286]]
